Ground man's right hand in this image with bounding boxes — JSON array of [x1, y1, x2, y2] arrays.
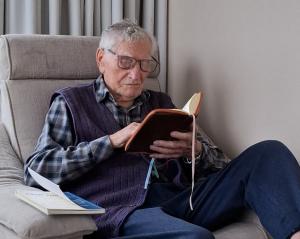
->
[[109, 122, 140, 148]]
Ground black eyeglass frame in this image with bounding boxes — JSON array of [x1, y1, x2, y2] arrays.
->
[[104, 48, 159, 73]]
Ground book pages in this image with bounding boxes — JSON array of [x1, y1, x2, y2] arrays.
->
[[28, 168, 72, 203]]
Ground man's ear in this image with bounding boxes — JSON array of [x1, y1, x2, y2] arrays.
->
[[96, 48, 105, 73]]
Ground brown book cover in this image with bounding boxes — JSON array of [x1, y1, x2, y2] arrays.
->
[[124, 92, 202, 153]]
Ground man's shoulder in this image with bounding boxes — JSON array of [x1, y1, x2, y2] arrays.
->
[[145, 90, 174, 108], [50, 81, 95, 106], [54, 80, 95, 98]]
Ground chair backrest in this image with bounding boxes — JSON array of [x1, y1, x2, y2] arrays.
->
[[0, 34, 160, 162]]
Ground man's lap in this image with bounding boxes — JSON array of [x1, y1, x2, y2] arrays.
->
[[119, 207, 214, 239]]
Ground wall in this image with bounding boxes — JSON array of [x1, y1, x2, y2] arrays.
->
[[168, 0, 300, 159]]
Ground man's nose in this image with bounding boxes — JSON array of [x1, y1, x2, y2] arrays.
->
[[128, 62, 142, 78]]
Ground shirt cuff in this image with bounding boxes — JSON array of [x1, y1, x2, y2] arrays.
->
[[89, 135, 114, 163], [183, 150, 203, 164]]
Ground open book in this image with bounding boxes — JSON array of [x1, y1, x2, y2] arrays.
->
[[125, 92, 202, 153], [15, 168, 105, 215]]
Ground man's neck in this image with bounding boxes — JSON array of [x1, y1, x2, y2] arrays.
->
[[116, 100, 134, 109], [111, 92, 136, 109]]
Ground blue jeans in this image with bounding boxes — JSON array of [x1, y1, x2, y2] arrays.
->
[[119, 141, 300, 239]]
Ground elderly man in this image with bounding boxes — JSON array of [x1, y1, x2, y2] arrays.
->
[[25, 20, 300, 239]]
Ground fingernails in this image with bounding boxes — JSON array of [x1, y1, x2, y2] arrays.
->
[[153, 141, 160, 145]]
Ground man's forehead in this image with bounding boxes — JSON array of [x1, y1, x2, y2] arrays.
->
[[114, 40, 152, 55], [116, 39, 151, 48]]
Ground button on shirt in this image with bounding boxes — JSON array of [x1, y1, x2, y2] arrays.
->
[[24, 77, 230, 187]]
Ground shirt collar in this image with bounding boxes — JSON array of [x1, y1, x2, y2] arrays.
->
[[94, 75, 150, 106], [94, 76, 110, 103]]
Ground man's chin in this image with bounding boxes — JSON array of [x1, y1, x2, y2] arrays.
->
[[127, 93, 141, 100], [125, 89, 143, 98]]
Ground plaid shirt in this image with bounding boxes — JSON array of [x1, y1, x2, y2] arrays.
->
[[24, 77, 230, 187]]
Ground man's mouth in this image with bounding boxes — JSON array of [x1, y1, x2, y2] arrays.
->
[[125, 83, 141, 86]]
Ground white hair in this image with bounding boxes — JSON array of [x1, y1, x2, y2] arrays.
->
[[99, 19, 158, 57]]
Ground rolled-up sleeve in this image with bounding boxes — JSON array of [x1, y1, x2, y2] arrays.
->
[[194, 127, 230, 179]]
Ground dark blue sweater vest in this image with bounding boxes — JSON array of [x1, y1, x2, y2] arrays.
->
[[51, 81, 183, 238]]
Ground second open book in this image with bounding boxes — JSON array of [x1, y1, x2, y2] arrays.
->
[[15, 168, 105, 215], [125, 92, 202, 153]]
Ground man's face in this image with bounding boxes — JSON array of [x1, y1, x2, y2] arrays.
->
[[96, 40, 153, 106]]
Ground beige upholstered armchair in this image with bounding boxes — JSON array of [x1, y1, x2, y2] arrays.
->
[[0, 35, 269, 239]]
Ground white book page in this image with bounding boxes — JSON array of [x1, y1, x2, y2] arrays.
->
[[182, 93, 201, 115], [182, 98, 192, 114], [16, 190, 83, 210], [28, 168, 71, 202]]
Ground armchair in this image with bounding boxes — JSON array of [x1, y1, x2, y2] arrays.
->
[[0, 34, 269, 239]]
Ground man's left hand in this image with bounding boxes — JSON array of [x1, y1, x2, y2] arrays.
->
[[149, 130, 202, 159]]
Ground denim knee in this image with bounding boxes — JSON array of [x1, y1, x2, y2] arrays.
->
[[246, 139, 299, 177], [252, 140, 294, 162], [254, 140, 286, 151]]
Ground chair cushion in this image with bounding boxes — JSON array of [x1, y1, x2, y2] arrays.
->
[[0, 34, 100, 81], [0, 224, 83, 239], [214, 222, 268, 239]]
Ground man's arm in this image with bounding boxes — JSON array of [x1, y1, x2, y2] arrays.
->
[[24, 95, 114, 187], [195, 127, 230, 174]]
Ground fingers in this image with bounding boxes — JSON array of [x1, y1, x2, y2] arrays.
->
[[149, 139, 191, 159], [152, 139, 191, 149], [123, 122, 140, 133], [109, 122, 140, 148], [126, 122, 140, 136], [149, 130, 201, 159], [170, 131, 193, 143], [149, 153, 183, 159], [150, 143, 189, 155]]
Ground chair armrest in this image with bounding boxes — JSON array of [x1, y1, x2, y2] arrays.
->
[[0, 122, 24, 185], [0, 123, 97, 239]]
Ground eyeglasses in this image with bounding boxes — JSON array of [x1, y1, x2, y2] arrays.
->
[[105, 49, 159, 73]]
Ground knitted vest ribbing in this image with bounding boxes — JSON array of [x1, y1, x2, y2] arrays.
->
[[51, 81, 174, 238]]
